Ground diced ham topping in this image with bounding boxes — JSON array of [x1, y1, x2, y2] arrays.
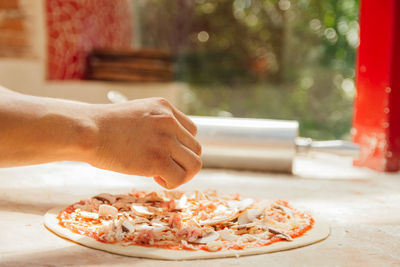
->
[[59, 189, 313, 252], [177, 226, 203, 242], [160, 199, 176, 211], [134, 229, 156, 245], [168, 212, 182, 229]]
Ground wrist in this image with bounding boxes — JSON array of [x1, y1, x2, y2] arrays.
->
[[64, 103, 100, 163], [36, 98, 101, 163]]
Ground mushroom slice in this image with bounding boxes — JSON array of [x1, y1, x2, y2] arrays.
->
[[268, 227, 293, 241], [112, 200, 132, 211], [218, 229, 238, 241], [131, 204, 153, 217], [132, 217, 150, 224], [227, 198, 254, 211], [231, 222, 257, 230], [152, 225, 168, 233], [194, 190, 207, 201], [151, 219, 169, 227], [214, 204, 228, 214], [138, 191, 164, 203], [206, 240, 223, 252], [238, 208, 263, 225], [151, 221, 169, 230], [175, 194, 188, 210], [189, 218, 201, 228], [93, 193, 117, 204], [146, 206, 165, 215], [121, 220, 135, 233], [115, 194, 136, 202], [133, 224, 167, 233], [199, 208, 239, 226], [274, 204, 296, 220], [237, 213, 251, 225], [275, 233, 293, 241], [238, 234, 258, 242], [98, 204, 118, 220], [247, 209, 263, 220], [193, 231, 219, 244], [134, 224, 154, 231], [233, 223, 267, 235]]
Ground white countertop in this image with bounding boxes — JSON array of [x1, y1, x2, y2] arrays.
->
[[0, 154, 399, 266]]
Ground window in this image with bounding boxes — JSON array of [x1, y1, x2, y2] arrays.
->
[[135, 0, 359, 140]]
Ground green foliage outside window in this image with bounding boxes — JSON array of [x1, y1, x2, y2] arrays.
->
[[136, 0, 359, 140]]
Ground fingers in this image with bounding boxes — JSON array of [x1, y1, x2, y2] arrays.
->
[[155, 97, 197, 136], [155, 156, 186, 190], [162, 101, 197, 136], [170, 143, 202, 184], [154, 126, 202, 189], [150, 98, 202, 189], [176, 123, 202, 156], [155, 144, 202, 190], [172, 108, 197, 136]]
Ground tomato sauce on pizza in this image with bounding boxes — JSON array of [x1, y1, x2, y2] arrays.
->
[[57, 189, 314, 252]]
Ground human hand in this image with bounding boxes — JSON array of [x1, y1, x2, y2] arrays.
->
[[88, 98, 202, 189]]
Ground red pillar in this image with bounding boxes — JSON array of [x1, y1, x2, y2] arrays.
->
[[353, 0, 400, 171]]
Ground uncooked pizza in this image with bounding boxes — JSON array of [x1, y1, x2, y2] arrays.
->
[[44, 189, 329, 260]]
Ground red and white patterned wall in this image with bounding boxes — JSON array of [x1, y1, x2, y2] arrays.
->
[[46, 0, 133, 80]]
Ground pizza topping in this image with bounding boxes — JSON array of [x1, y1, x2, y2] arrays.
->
[[174, 194, 188, 210], [73, 198, 100, 212], [131, 217, 150, 224], [93, 193, 117, 204], [138, 192, 164, 203], [160, 199, 176, 211], [206, 240, 223, 252], [227, 198, 254, 211], [181, 240, 196, 250], [121, 220, 135, 233], [194, 190, 208, 201], [168, 212, 183, 229], [134, 229, 156, 245], [268, 227, 293, 241], [218, 229, 238, 241], [57, 189, 314, 252], [193, 230, 219, 244], [98, 204, 118, 220], [131, 204, 154, 217], [177, 226, 203, 242], [199, 208, 239, 226], [112, 194, 136, 211], [78, 210, 99, 220]]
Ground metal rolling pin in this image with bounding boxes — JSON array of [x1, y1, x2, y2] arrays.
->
[[191, 116, 359, 173]]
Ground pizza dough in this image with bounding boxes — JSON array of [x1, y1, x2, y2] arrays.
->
[[44, 206, 330, 260]]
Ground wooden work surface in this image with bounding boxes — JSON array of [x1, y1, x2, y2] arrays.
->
[[0, 155, 399, 266]]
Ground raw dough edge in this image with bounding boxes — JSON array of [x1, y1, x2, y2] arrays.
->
[[44, 206, 330, 260]]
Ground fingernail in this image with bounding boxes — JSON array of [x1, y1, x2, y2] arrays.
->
[[154, 176, 167, 188]]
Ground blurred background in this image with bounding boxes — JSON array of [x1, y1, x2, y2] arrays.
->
[[0, 0, 359, 140]]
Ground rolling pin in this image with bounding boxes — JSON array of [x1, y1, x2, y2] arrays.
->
[[191, 116, 359, 173]]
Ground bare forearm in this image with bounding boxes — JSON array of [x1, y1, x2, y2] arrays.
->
[[0, 89, 97, 167], [0, 86, 202, 189]]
